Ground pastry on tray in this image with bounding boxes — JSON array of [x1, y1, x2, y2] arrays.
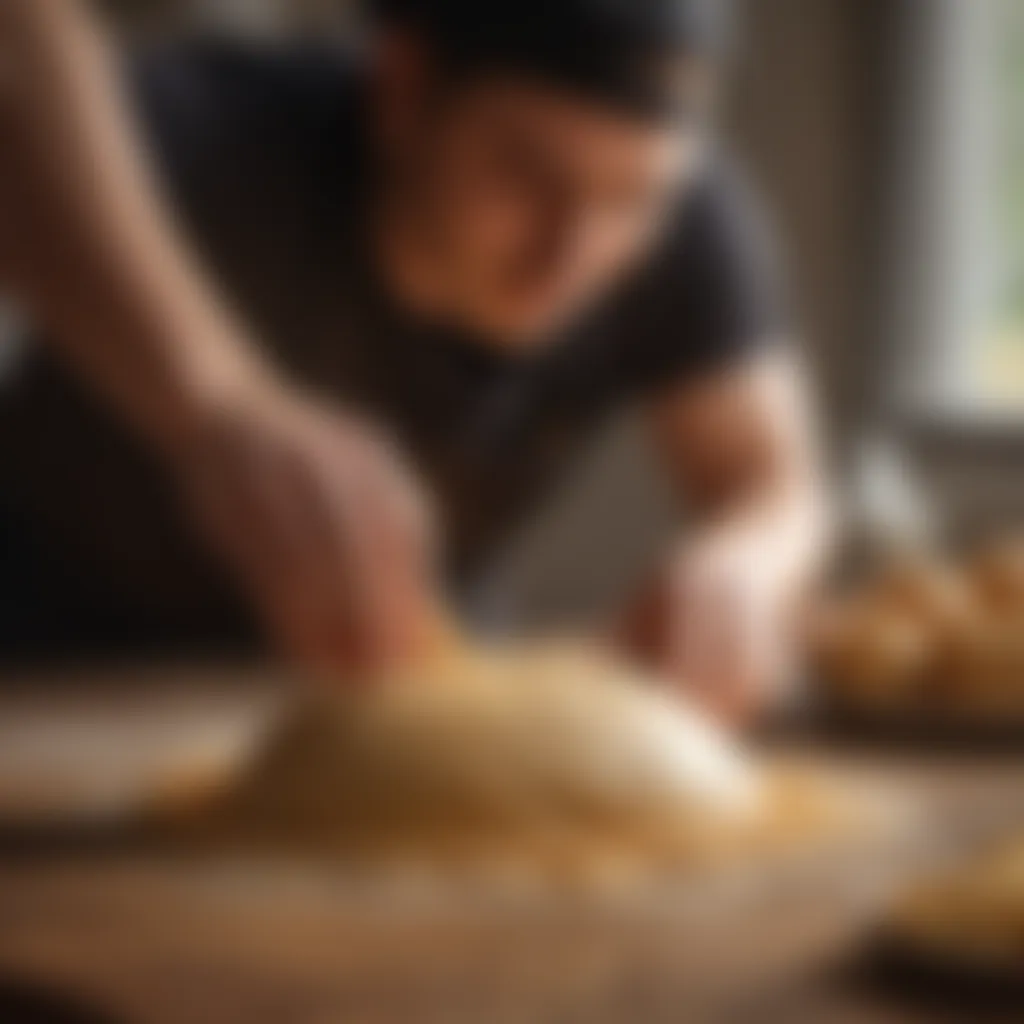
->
[[881, 832, 1024, 985], [812, 536, 1024, 725]]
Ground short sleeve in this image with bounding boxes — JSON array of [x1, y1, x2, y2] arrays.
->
[[606, 162, 787, 392]]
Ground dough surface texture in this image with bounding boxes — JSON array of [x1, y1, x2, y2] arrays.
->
[[183, 643, 767, 873]]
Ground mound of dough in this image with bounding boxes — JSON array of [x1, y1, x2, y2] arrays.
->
[[175, 643, 765, 875]]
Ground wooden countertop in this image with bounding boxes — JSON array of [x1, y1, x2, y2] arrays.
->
[[0, 668, 1022, 1024]]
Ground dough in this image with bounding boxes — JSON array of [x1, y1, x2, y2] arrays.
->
[[889, 834, 1024, 964], [173, 642, 767, 875]]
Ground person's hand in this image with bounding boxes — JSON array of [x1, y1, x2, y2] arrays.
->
[[169, 381, 436, 680], [616, 530, 796, 724]]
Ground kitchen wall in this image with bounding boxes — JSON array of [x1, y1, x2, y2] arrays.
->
[[729, 0, 891, 441]]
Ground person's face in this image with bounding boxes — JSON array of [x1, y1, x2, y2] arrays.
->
[[377, 49, 711, 348]]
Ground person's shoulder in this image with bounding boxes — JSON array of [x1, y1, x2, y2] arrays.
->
[[659, 159, 778, 282], [631, 155, 784, 323], [594, 158, 786, 391]]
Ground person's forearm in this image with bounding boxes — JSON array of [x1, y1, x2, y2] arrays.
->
[[693, 480, 833, 605], [0, 0, 272, 454], [656, 351, 833, 605]]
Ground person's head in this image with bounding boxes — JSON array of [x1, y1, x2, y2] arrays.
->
[[369, 0, 727, 347]]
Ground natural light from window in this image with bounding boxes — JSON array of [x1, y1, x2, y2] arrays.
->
[[975, 0, 1024, 408]]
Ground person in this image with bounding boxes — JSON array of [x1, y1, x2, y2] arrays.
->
[[0, 0, 829, 721]]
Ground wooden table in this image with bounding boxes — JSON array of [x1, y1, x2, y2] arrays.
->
[[0, 670, 1022, 1023]]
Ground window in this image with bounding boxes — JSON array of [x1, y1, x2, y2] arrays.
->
[[979, 1, 1024, 406], [888, 0, 1024, 419]]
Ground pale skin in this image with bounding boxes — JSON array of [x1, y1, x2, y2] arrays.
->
[[0, 1, 829, 719], [622, 352, 830, 723]]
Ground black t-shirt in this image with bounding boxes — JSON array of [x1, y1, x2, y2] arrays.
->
[[0, 41, 782, 660]]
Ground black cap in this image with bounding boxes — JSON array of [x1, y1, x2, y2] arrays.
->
[[369, 0, 728, 122]]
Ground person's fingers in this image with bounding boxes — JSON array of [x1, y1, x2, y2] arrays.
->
[[268, 465, 374, 672], [184, 421, 368, 673], [366, 427, 437, 564], [308, 433, 433, 671], [354, 460, 436, 661], [704, 579, 752, 692], [698, 587, 780, 726], [231, 421, 418, 674], [666, 562, 769, 722], [363, 464, 436, 654], [618, 548, 785, 727], [705, 677, 760, 727], [620, 575, 676, 664], [190, 450, 356, 673], [176, 397, 438, 681], [667, 565, 725, 686], [307, 461, 393, 669]]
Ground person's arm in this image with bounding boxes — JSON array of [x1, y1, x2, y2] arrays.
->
[[620, 349, 831, 723], [0, 0, 435, 676], [0, 0, 265, 450]]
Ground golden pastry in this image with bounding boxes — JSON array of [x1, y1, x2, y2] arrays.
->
[[888, 833, 1024, 965], [971, 536, 1024, 615], [872, 556, 979, 638], [939, 612, 1024, 715], [813, 596, 934, 711], [812, 545, 1024, 717]]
